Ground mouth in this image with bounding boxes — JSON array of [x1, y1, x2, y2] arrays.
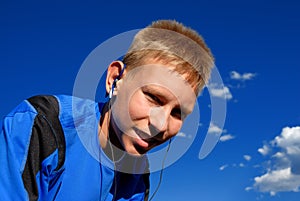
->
[[132, 127, 162, 150]]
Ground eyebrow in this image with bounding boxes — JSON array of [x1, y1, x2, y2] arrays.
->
[[142, 85, 193, 115], [142, 85, 168, 102]]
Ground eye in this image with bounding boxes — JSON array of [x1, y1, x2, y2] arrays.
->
[[171, 108, 183, 120], [144, 91, 163, 105]]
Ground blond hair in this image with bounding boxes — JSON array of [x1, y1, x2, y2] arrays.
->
[[123, 19, 214, 93]]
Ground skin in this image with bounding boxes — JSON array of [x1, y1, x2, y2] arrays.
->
[[99, 60, 196, 157]]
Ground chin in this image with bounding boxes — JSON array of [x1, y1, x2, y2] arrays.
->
[[125, 145, 148, 156]]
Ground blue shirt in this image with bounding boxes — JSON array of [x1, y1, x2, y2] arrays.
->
[[0, 95, 149, 201]]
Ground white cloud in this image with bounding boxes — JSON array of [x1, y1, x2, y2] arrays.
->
[[208, 123, 223, 135], [250, 126, 300, 195], [176, 132, 192, 139], [245, 187, 253, 191], [253, 164, 261, 168], [219, 134, 235, 142], [208, 84, 232, 100], [258, 144, 271, 156], [274, 127, 300, 155], [177, 132, 186, 138], [274, 127, 300, 175], [254, 168, 300, 196], [218, 162, 247, 170], [273, 151, 285, 159], [219, 164, 228, 171], [230, 71, 256, 81], [244, 155, 252, 161]]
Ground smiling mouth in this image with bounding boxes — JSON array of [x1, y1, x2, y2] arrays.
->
[[132, 127, 161, 146]]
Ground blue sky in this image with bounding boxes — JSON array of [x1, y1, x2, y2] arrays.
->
[[1, 0, 300, 200]]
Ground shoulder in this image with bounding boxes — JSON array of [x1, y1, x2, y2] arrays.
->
[[26, 95, 104, 125]]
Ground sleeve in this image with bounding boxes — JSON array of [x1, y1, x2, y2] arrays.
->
[[0, 96, 66, 201]]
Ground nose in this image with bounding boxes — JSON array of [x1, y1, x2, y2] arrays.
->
[[149, 106, 168, 135]]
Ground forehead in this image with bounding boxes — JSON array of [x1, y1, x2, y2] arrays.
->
[[123, 64, 196, 108], [126, 59, 191, 83], [125, 56, 199, 93]]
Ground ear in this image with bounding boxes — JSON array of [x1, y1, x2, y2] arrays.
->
[[105, 61, 125, 95]]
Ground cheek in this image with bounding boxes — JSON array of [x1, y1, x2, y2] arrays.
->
[[168, 120, 183, 137], [128, 91, 150, 121]]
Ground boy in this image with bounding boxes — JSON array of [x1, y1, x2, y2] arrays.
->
[[0, 20, 214, 200]]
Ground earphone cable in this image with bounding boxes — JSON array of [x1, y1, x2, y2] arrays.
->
[[148, 138, 172, 201], [107, 99, 118, 200]]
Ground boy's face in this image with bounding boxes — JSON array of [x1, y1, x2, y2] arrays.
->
[[110, 63, 196, 155]]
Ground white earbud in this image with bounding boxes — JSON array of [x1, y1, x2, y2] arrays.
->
[[108, 88, 113, 99], [108, 79, 119, 99]]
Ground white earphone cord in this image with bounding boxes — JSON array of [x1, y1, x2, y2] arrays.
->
[[107, 93, 172, 201], [107, 100, 118, 200], [148, 138, 172, 201]]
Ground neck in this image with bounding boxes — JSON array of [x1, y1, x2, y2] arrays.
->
[[98, 101, 125, 162]]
